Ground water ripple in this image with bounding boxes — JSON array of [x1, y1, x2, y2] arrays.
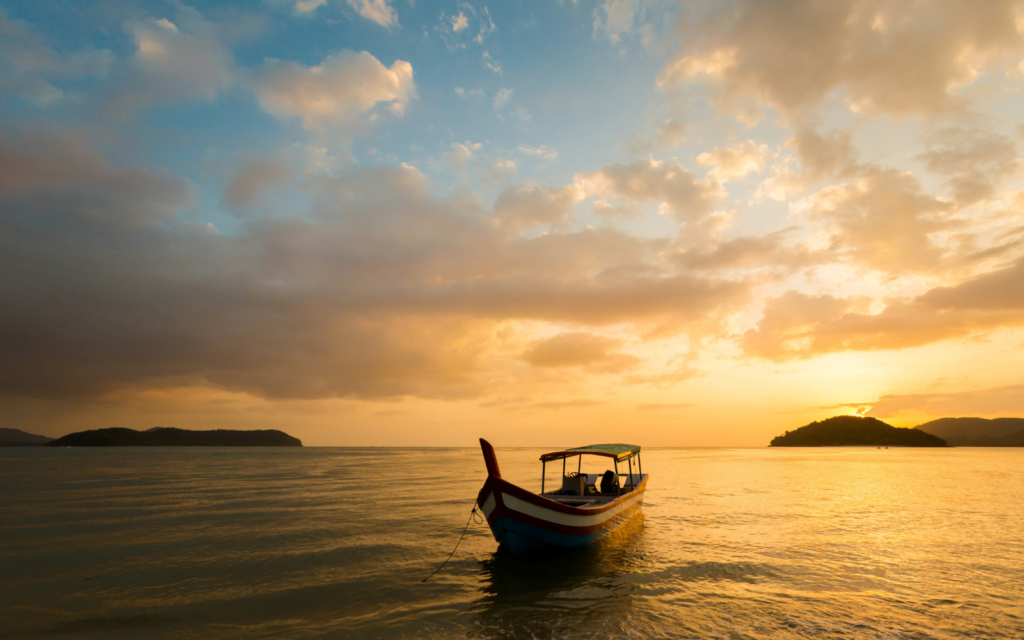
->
[[1, 447, 1023, 639]]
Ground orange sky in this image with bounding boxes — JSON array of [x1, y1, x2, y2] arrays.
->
[[2, 1, 1024, 445]]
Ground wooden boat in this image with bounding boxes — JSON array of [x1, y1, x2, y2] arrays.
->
[[476, 439, 648, 556]]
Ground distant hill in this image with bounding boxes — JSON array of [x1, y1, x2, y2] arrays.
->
[[0, 428, 54, 447], [46, 427, 302, 447], [916, 417, 1024, 446], [770, 416, 947, 447]]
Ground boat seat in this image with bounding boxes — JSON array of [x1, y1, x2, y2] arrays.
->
[[561, 474, 585, 496]]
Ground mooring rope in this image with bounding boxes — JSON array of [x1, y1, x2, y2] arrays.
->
[[421, 502, 483, 582]]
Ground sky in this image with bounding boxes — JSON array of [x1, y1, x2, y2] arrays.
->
[[2, 0, 1024, 446]]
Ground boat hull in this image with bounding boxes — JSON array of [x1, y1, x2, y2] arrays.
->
[[476, 474, 647, 556]]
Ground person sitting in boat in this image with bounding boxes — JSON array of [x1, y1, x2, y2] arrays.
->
[[600, 469, 619, 495]]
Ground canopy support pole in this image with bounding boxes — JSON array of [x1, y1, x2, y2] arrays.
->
[[541, 460, 546, 494]]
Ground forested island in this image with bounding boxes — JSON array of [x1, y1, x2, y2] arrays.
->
[[46, 427, 302, 447], [0, 428, 54, 447], [770, 416, 947, 447], [915, 417, 1024, 446]]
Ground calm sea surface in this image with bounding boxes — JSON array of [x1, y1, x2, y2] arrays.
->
[[2, 447, 1023, 639]]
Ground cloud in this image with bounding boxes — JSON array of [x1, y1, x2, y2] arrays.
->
[[438, 5, 496, 49], [223, 157, 294, 207], [345, 0, 397, 28], [760, 126, 1021, 276], [0, 11, 112, 104], [791, 126, 860, 181], [482, 51, 501, 74], [622, 119, 688, 154], [675, 227, 832, 271], [420, 271, 749, 327], [476, 7, 497, 43], [253, 50, 415, 138], [454, 86, 485, 100], [576, 158, 722, 223], [114, 12, 234, 112], [592, 199, 641, 221], [519, 144, 558, 161], [522, 332, 640, 372], [594, 0, 641, 43], [0, 131, 752, 402], [0, 139, 484, 400], [445, 141, 482, 171], [797, 167, 953, 274], [452, 11, 468, 32], [492, 87, 512, 110], [916, 127, 1020, 205], [742, 258, 1024, 360], [758, 125, 860, 201], [0, 126, 190, 224], [593, 0, 672, 51], [866, 385, 1024, 419], [511, 105, 532, 124], [696, 139, 768, 182], [493, 182, 584, 230], [659, 0, 1024, 119], [295, 0, 327, 13], [479, 158, 517, 186], [742, 291, 866, 361]]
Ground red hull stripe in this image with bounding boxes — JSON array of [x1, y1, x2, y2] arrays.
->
[[494, 498, 643, 536], [478, 475, 648, 516], [477, 476, 647, 537]]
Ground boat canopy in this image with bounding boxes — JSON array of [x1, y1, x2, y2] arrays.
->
[[539, 443, 640, 461]]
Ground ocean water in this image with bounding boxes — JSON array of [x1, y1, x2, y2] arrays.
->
[[2, 446, 1022, 639]]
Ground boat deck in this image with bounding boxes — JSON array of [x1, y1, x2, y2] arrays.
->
[[541, 473, 647, 509]]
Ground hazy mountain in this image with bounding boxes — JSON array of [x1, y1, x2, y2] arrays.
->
[[770, 416, 947, 447], [47, 427, 302, 447], [0, 428, 54, 446], [915, 417, 1024, 446]]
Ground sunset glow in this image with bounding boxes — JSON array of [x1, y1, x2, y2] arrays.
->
[[3, 0, 1024, 445]]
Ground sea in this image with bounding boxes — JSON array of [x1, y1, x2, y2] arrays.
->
[[2, 446, 1022, 639]]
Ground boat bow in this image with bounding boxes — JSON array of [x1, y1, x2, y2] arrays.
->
[[476, 438, 647, 555]]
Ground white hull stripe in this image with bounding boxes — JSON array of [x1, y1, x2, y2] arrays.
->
[[501, 491, 643, 528], [481, 492, 497, 519]]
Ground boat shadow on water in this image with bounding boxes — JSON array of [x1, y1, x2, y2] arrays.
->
[[469, 511, 648, 630]]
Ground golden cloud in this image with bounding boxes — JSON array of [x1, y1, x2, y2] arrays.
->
[[0, 129, 750, 402], [576, 158, 722, 223], [253, 50, 415, 137], [743, 258, 1024, 360], [660, 0, 1024, 119], [521, 332, 641, 373]]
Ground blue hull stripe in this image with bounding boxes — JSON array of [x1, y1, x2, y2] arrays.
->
[[492, 509, 637, 555]]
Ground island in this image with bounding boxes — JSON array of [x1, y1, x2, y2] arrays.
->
[[46, 427, 302, 447], [770, 416, 947, 447], [0, 428, 54, 447], [915, 417, 1024, 446]]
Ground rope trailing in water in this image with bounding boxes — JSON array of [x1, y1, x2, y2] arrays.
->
[[421, 503, 483, 582]]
